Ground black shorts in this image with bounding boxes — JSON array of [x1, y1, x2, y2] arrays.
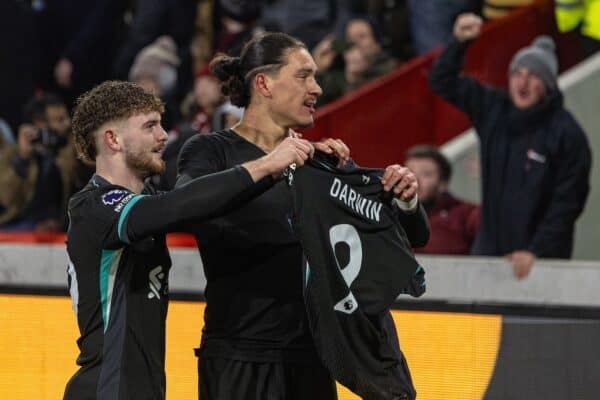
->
[[197, 354, 338, 400]]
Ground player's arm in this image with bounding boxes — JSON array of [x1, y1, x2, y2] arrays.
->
[[119, 137, 314, 244], [396, 205, 430, 248], [174, 134, 271, 232], [381, 164, 430, 247]]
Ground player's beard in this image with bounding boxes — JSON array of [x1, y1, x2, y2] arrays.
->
[[124, 147, 165, 179]]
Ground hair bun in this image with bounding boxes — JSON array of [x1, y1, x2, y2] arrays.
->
[[221, 57, 242, 77], [209, 55, 242, 81], [209, 55, 248, 107]]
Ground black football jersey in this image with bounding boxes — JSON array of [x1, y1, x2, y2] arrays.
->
[[176, 129, 320, 363], [288, 156, 427, 400], [64, 175, 171, 400], [64, 164, 261, 399]]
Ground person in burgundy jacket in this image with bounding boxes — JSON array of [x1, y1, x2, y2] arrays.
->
[[405, 145, 479, 255]]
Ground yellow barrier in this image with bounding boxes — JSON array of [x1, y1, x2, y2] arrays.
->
[[0, 295, 501, 399]]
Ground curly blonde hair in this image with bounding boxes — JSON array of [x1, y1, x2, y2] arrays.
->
[[71, 81, 164, 162]]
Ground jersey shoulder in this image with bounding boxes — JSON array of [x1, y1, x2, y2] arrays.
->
[[68, 177, 141, 234], [177, 130, 236, 174], [178, 129, 242, 178], [179, 129, 237, 157]]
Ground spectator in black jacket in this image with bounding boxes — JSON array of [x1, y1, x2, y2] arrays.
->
[[0, 0, 37, 132], [0, 96, 64, 231], [429, 13, 592, 279], [32, 0, 125, 105], [113, 0, 197, 102]]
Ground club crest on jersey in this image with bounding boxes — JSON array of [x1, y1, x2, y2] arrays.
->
[[102, 190, 129, 205], [334, 293, 359, 314]]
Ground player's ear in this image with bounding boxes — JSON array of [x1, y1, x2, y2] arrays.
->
[[254, 73, 272, 99], [102, 128, 121, 153]]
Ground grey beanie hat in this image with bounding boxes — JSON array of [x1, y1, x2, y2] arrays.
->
[[509, 35, 558, 90]]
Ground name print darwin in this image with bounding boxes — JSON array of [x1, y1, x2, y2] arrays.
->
[[329, 177, 383, 222]]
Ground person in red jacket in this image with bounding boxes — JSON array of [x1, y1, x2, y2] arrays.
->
[[405, 145, 479, 255]]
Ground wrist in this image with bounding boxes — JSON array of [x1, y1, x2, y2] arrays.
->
[[393, 194, 419, 213], [242, 157, 274, 182]]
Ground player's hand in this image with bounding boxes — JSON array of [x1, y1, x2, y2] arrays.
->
[[313, 138, 350, 167], [506, 251, 536, 279], [381, 164, 418, 202], [266, 136, 315, 178], [242, 137, 314, 181], [453, 13, 483, 42]]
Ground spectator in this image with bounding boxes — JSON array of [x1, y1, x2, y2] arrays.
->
[[129, 36, 181, 130], [312, 34, 344, 76], [212, 101, 244, 131], [405, 145, 479, 255], [555, 0, 600, 58], [151, 66, 229, 190], [40, 94, 94, 226], [260, 0, 351, 50], [32, 0, 126, 105], [180, 65, 224, 133], [0, 0, 37, 132], [314, 15, 397, 75], [213, 0, 262, 57], [318, 45, 371, 104], [183, 72, 244, 132], [169, 101, 247, 193], [112, 0, 197, 102], [344, 16, 397, 79], [129, 36, 195, 190], [0, 97, 64, 231], [0, 119, 15, 149], [315, 15, 397, 105], [407, 0, 479, 55], [429, 14, 592, 278]]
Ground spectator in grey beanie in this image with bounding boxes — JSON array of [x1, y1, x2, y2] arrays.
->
[[509, 35, 558, 91], [429, 13, 592, 280]]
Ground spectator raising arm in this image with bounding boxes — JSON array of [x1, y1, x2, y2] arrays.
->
[[428, 13, 502, 130]]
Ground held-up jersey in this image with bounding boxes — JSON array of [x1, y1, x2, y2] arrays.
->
[[288, 157, 428, 400]]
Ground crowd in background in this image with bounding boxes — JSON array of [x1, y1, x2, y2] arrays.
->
[[0, 0, 597, 271]]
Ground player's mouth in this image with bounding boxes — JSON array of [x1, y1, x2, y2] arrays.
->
[[303, 99, 317, 114], [151, 145, 165, 154]]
